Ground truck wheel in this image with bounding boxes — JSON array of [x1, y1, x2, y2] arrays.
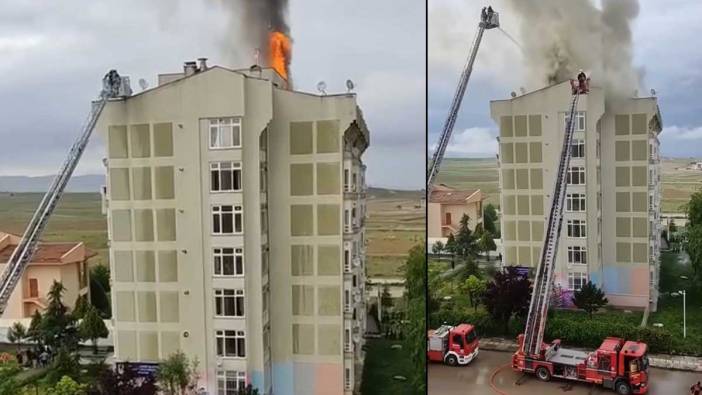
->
[[535, 367, 551, 382], [445, 355, 458, 366], [615, 381, 631, 395]]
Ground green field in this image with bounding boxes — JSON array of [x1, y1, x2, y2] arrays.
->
[[437, 157, 702, 213], [360, 338, 414, 395], [0, 192, 108, 266], [0, 190, 425, 277]]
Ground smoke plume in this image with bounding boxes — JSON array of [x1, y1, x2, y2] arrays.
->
[[506, 0, 642, 99], [214, 0, 291, 75]]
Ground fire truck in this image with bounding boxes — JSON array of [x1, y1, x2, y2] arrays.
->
[[511, 82, 650, 395], [427, 324, 479, 366]]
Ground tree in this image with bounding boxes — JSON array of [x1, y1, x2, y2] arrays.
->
[[477, 230, 497, 261], [157, 351, 199, 395], [432, 241, 444, 255], [685, 188, 702, 227], [669, 221, 678, 234], [445, 233, 457, 268], [90, 265, 112, 318], [46, 376, 88, 395], [97, 363, 157, 395], [79, 305, 109, 354], [41, 281, 80, 351], [46, 349, 82, 384], [483, 203, 499, 236], [462, 275, 487, 312], [571, 281, 609, 319], [6, 322, 26, 354], [403, 245, 426, 395], [482, 267, 532, 334], [27, 310, 43, 348], [686, 225, 702, 278], [455, 214, 478, 258], [72, 294, 90, 319], [237, 385, 260, 395], [0, 354, 21, 395]]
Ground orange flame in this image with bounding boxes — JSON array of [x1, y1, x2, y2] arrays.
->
[[269, 31, 291, 81]]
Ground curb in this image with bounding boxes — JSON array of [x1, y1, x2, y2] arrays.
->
[[478, 337, 702, 373]]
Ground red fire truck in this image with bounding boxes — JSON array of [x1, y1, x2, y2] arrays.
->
[[427, 324, 479, 366], [513, 336, 649, 394]]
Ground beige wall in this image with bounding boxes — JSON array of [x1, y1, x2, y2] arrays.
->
[[427, 201, 483, 238]]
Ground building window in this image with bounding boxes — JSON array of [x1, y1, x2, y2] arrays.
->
[[571, 139, 585, 158], [567, 219, 586, 238], [210, 162, 242, 192], [345, 368, 352, 390], [567, 166, 586, 185], [217, 370, 246, 394], [568, 272, 588, 291], [564, 111, 586, 132], [212, 205, 243, 234], [566, 193, 586, 212], [214, 248, 244, 276], [567, 246, 587, 264], [209, 118, 241, 149], [215, 330, 246, 358], [214, 289, 245, 317]]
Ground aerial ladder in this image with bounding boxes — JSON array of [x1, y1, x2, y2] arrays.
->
[[427, 7, 499, 195], [0, 70, 129, 315], [520, 79, 586, 358]]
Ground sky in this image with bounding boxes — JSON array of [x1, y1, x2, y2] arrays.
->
[[429, 0, 702, 159], [0, 0, 425, 190]]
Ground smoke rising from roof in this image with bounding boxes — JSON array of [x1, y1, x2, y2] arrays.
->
[[213, 0, 291, 70], [507, 0, 642, 99]]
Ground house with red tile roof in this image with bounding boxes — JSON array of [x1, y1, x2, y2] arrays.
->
[[428, 184, 486, 238], [0, 231, 94, 319]]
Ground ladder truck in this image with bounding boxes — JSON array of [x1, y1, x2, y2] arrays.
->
[[512, 80, 650, 395], [0, 70, 130, 316], [427, 7, 499, 196]]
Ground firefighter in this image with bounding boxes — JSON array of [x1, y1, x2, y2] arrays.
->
[[577, 69, 587, 93], [481, 7, 487, 22]]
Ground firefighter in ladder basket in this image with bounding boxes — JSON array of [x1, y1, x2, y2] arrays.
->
[[572, 69, 590, 94]]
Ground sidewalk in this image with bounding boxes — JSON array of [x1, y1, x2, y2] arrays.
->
[[479, 336, 702, 372]]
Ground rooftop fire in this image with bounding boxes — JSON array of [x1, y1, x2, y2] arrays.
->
[[269, 31, 292, 81]]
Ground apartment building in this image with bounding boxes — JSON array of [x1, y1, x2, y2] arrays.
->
[[491, 81, 662, 310], [0, 232, 92, 320], [427, 184, 485, 238], [96, 62, 369, 395]]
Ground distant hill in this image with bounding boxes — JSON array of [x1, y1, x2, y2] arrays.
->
[[367, 187, 423, 200], [0, 175, 104, 193]]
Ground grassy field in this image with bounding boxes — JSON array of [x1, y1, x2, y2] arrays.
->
[[437, 157, 702, 213], [0, 189, 425, 278], [359, 338, 415, 395], [0, 192, 108, 266], [365, 188, 424, 278]]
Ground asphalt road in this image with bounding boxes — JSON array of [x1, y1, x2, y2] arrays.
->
[[428, 349, 702, 395]]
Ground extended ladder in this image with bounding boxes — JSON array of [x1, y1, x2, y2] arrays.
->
[[0, 70, 124, 315], [427, 8, 499, 196], [522, 92, 581, 357]]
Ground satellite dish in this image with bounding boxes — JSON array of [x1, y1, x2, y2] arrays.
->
[[316, 81, 327, 95], [138, 78, 149, 91], [650, 88, 656, 96], [346, 79, 355, 92], [510, 91, 517, 98]]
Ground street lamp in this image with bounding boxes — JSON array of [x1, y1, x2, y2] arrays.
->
[[671, 290, 687, 338]]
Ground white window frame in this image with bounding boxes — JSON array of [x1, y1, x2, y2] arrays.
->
[[564, 111, 586, 132], [216, 370, 246, 394], [215, 330, 246, 358], [213, 248, 244, 277], [566, 193, 586, 212], [567, 166, 586, 185], [210, 161, 242, 192], [571, 139, 585, 159], [567, 246, 587, 265], [209, 118, 242, 149], [214, 289, 245, 317], [212, 205, 243, 235], [568, 272, 588, 291], [567, 219, 587, 238], [345, 367, 353, 390]]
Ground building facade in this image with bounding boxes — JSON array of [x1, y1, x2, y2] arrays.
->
[[97, 63, 369, 394], [0, 232, 92, 320], [491, 81, 662, 310], [427, 184, 485, 238]]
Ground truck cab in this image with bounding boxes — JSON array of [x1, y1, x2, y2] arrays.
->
[[427, 323, 479, 366], [585, 338, 649, 395]]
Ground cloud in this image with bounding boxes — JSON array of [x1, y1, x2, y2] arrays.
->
[[662, 125, 702, 141]]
